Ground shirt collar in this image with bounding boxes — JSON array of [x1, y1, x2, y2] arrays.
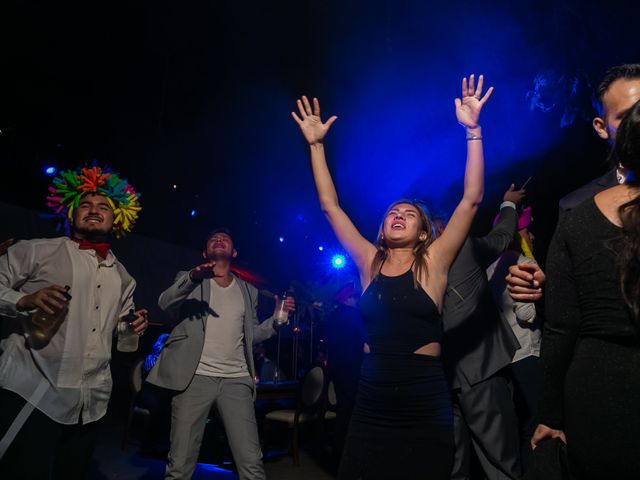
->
[[66, 237, 116, 266]]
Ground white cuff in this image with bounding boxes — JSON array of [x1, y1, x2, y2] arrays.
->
[[500, 201, 516, 210], [0, 290, 28, 318]]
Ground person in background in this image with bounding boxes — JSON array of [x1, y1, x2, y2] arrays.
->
[[487, 207, 542, 471], [253, 343, 278, 383], [559, 63, 640, 213], [323, 282, 366, 472], [138, 333, 172, 458], [439, 184, 524, 480], [507, 64, 640, 300]]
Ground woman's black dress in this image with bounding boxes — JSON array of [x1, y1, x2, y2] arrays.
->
[[337, 267, 454, 480], [540, 199, 640, 479]]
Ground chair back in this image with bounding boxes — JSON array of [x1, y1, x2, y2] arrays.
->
[[300, 366, 325, 410], [327, 380, 337, 408], [130, 358, 144, 394]]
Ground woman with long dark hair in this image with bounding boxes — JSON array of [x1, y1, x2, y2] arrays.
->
[[292, 75, 492, 479], [532, 100, 640, 478]]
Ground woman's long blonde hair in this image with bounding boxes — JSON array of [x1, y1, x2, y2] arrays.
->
[[369, 199, 436, 289]]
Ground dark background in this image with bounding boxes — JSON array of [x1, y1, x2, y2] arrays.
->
[[1, 0, 637, 295]]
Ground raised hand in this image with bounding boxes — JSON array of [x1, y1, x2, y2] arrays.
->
[[455, 74, 494, 129], [189, 262, 218, 282], [503, 184, 526, 206], [291, 96, 337, 146]]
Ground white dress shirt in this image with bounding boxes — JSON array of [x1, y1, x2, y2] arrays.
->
[[0, 237, 135, 424], [487, 251, 541, 363]]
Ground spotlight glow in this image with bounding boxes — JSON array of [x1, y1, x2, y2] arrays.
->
[[331, 254, 346, 269], [44, 166, 57, 176], [190, 209, 197, 217], [278, 236, 284, 243]]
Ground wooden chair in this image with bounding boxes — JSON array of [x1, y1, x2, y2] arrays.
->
[[263, 366, 327, 465], [324, 381, 337, 421], [121, 358, 151, 450]]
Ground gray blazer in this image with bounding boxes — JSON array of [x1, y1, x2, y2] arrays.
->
[[441, 206, 520, 391], [146, 271, 276, 394]]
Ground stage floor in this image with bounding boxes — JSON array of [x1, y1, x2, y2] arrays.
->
[[89, 412, 335, 479]]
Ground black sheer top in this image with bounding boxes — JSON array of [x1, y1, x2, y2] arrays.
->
[[539, 198, 640, 427]]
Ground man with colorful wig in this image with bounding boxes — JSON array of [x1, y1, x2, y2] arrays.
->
[[0, 164, 149, 479]]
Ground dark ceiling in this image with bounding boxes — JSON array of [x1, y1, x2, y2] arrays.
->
[[1, 0, 638, 289]]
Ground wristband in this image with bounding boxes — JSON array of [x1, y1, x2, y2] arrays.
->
[[466, 126, 482, 141]]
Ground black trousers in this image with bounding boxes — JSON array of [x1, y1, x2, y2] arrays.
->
[[509, 356, 541, 472], [451, 371, 522, 480], [0, 388, 101, 480]]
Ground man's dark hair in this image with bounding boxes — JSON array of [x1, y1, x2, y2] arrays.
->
[[595, 64, 640, 115], [206, 227, 233, 242]]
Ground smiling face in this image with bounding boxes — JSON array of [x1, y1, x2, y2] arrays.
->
[[71, 193, 115, 239], [204, 231, 237, 262], [380, 202, 429, 248]]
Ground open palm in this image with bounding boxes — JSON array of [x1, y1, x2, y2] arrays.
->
[[292, 96, 337, 145], [455, 74, 493, 129]]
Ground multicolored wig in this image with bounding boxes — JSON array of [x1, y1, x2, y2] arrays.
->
[[46, 164, 141, 236]]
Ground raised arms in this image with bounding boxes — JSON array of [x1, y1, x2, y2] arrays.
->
[[428, 74, 493, 275], [292, 96, 377, 288]]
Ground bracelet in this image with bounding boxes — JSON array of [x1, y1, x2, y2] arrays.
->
[[466, 135, 483, 141]]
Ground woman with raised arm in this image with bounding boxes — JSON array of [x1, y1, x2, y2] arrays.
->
[[292, 75, 492, 479]]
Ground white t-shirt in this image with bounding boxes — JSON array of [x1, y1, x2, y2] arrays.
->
[[196, 277, 249, 377]]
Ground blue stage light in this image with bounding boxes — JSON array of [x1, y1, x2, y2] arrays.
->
[[318, 245, 324, 251], [278, 236, 284, 243], [190, 209, 197, 217], [331, 254, 346, 269], [44, 166, 57, 176]]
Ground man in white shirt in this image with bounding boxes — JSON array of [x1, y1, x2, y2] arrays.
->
[[147, 228, 295, 480], [0, 165, 148, 479]]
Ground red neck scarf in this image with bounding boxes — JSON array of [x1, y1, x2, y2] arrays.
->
[[71, 237, 111, 258]]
